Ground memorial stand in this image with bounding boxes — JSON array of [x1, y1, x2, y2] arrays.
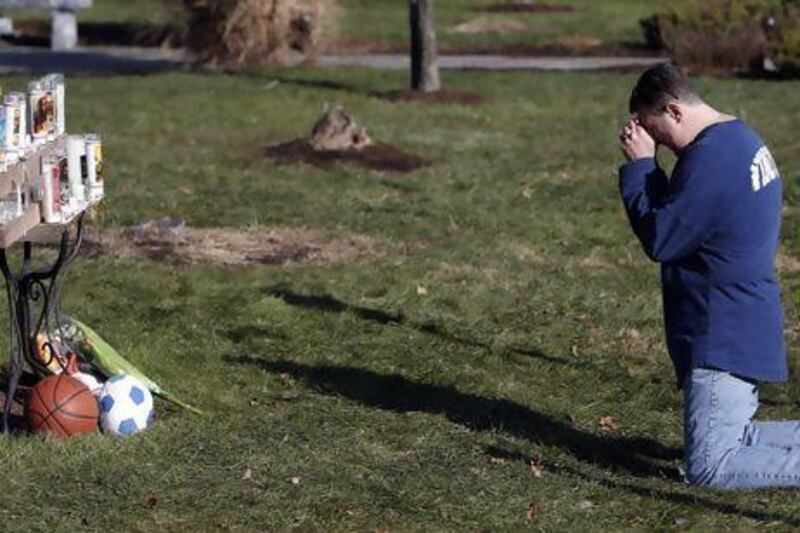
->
[[0, 133, 101, 433], [0, 214, 85, 432]]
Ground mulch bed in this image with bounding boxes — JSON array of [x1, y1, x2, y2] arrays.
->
[[371, 89, 490, 106], [325, 38, 663, 59], [264, 139, 429, 173], [473, 2, 582, 13]]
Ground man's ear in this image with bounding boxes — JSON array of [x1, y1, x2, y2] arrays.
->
[[665, 102, 683, 123]]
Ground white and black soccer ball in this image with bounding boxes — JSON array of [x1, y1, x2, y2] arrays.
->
[[99, 374, 154, 437]]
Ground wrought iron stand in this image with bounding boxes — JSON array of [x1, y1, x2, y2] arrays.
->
[[0, 214, 84, 433]]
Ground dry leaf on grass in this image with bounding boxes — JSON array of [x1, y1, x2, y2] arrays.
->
[[530, 458, 544, 478], [599, 416, 620, 431], [525, 501, 541, 521]]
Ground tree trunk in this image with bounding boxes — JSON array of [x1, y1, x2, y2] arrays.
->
[[409, 0, 441, 92]]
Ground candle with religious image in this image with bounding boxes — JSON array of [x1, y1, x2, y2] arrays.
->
[[41, 158, 61, 223], [28, 80, 50, 142], [85, 134, 103, 200], [66, 135, 86, 206], [46, 74, 66, 136], [4, 92, 26, 152], [14, 181, 22, 217]]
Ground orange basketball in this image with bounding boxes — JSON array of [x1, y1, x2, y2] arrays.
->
[[27, 374, 99, 437]]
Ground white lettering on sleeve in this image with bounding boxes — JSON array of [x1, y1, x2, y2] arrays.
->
[[750, 146, 779, 192]]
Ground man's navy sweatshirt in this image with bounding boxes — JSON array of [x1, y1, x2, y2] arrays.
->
[[619, 119, 786, 388]]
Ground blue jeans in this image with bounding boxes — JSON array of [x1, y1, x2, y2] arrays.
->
[[684, 367, 800, 489]]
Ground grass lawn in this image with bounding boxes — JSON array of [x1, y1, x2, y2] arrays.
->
[[334, 0, 664, 50], [9, 0, 665, 51], [0, 66, 799, 529], [5, 0, 171, 25]]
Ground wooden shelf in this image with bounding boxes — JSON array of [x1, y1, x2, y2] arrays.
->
[[0, 204, 41, 248], [0, 135, 101, 248], [24, 198, 100, 244]]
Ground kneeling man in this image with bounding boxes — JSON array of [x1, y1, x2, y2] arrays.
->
[[619, 61, 800, 489]]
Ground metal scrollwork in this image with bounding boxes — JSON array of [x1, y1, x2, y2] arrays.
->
[[0, 213, 85, 433]]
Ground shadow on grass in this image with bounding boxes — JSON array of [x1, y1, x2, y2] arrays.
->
[[484, 444, 800, 526], [228, 353, 800, 524], [227, 355, 678, 478], [562, 461, 800, 526], [263, 287, 585, 368]]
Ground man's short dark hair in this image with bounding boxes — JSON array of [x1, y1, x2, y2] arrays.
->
[[629, 62, 702, 114]]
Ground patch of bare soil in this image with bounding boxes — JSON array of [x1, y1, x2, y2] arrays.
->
[[83, 222, 379, 267], [371, 89, 490, 106], [777, 251, 800, 274], [264, 139, 429, 173], [452, 18, 528, 35], [473, 2, 582, 13]]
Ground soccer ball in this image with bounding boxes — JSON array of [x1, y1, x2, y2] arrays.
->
[[98, 374, 154, 436]]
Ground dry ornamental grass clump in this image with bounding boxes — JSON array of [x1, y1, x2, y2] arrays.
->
[[172, 0, 334, 67]]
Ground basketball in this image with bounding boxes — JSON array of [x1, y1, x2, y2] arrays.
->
[[27, 374, 99, 437]]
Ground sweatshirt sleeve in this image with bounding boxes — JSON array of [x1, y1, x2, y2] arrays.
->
[[619, 151, 716, 263]]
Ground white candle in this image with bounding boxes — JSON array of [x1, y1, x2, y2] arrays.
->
[[66, 135, 85, 204]]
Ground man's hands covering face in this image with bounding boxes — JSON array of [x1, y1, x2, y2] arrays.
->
[[619, 119, 656, 162]]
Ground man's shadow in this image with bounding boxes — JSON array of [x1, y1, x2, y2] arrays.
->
[[261, 286, 593, 368], [227, 355, 800, 527], [227, 286, 800, 524], [227, 355, 679, 478]]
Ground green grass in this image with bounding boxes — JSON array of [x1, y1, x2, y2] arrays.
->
[[335, 0, 665, 50], [5, 0, 171, 25], [0, 67, 799, 529], [9, 0, 666, 51]]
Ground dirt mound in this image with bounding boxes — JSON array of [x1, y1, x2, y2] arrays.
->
[[83, 222, 378, 267], [474, 2, 582, 13], [310, 104, 373, 151], [264, 139, 428, 173], [371, 89, 490, 106]]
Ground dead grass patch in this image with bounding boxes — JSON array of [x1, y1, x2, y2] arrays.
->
[[576, 256, 615, 270], [617, 327, 659, 357], [371, 89, 490, 107], [473, 2, 582, 14], [264, 139, 429, 173], [777, 251, 800, 274], [506, 243, 547, 265], [451, 18, 527, 35], [83, 224, 379, 267]]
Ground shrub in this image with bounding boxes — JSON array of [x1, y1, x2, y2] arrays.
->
[[767, 3, 800, 76], [640, 0, 778, 74], [166, 0, 335, 68]]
